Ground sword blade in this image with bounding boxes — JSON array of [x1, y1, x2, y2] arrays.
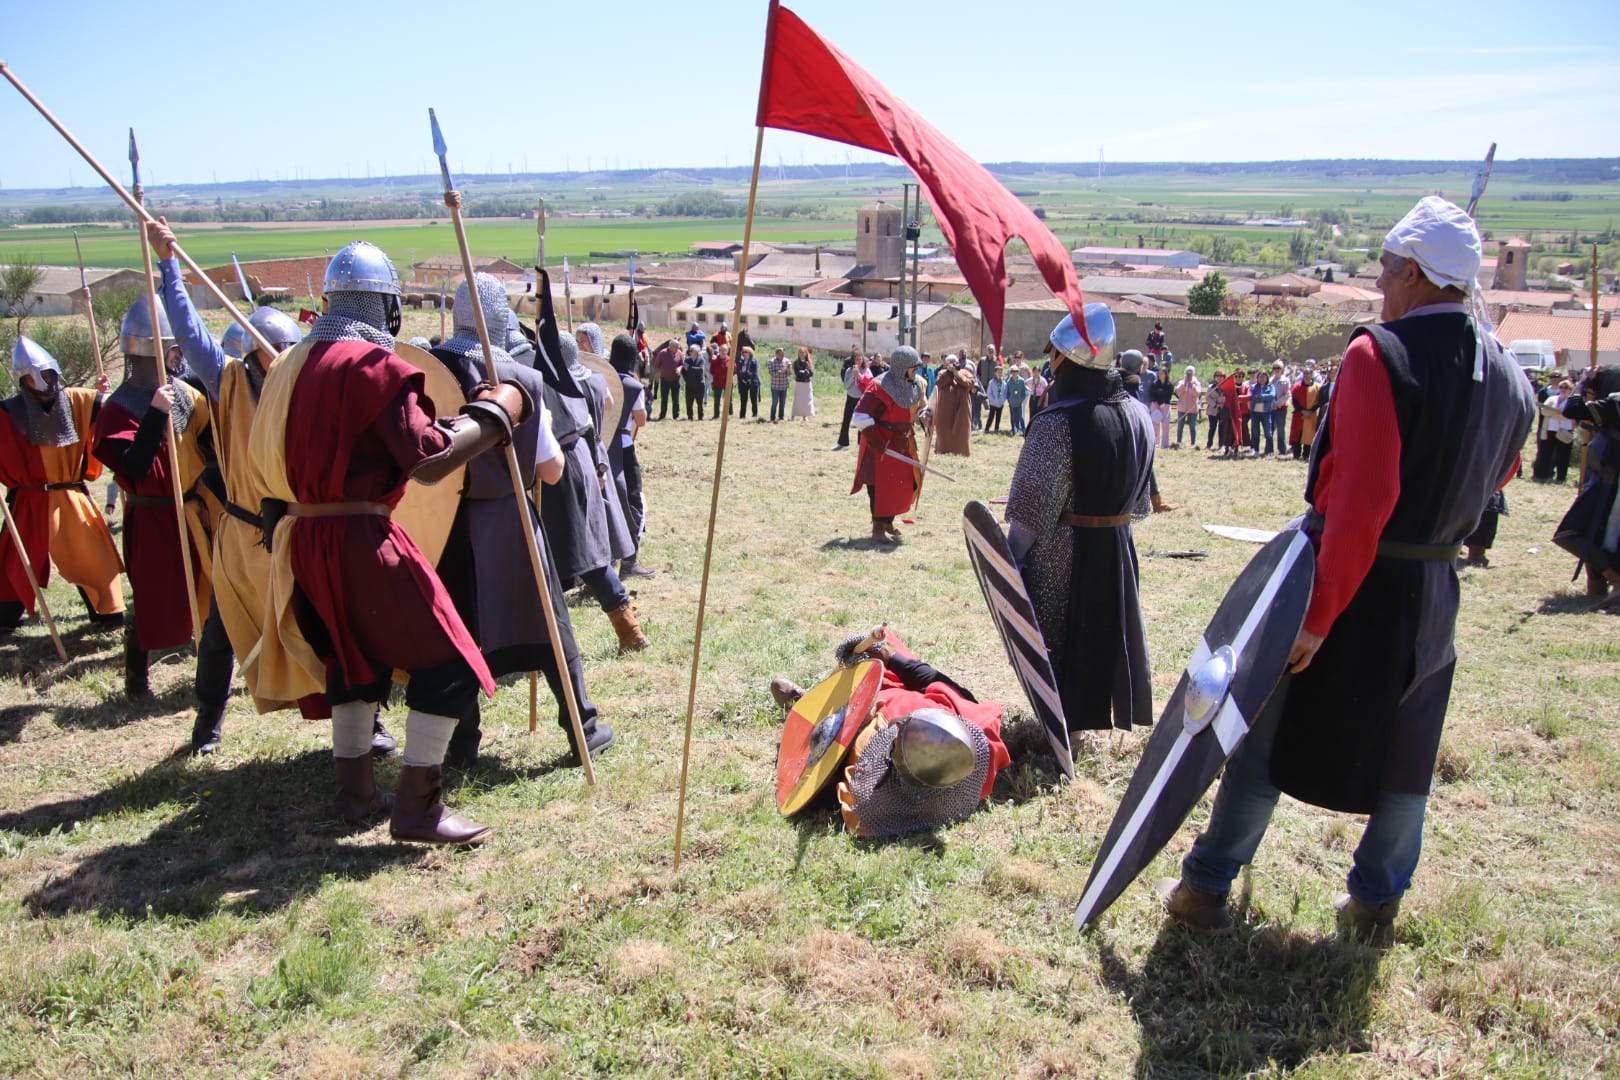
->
[[882, 446, 955, 482]]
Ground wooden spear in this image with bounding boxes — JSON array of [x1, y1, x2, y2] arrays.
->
[[0, 485, 67, 662], [429, 109, 595, 784], [0, 61, 281, 361], [70, 230, 107, 382], [130, 129, 202, 650]]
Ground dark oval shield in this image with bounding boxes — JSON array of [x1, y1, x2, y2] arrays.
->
[[777, 660, 884, 816], [392, 340, 468, 567]]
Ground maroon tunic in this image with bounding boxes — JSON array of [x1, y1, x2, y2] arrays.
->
[[282, 341, 493, 695], [850, 384, 920, 518], [93, 399, 202, 649]]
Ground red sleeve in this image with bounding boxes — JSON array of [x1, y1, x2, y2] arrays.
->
[[1304, 334, 1401, 637], [373, 385, 450, 474]]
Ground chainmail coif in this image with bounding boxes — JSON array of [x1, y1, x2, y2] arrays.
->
[[308, 291, 396, 348]]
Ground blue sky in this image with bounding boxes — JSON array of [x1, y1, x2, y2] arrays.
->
[[2, 0, 1615, 190]]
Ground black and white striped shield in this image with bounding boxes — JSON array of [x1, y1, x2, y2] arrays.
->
[[962, 499, 1075, 780], [1073, 528, 1315, 929]]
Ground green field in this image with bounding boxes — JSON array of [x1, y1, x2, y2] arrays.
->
[[0, 216, 852, 274]]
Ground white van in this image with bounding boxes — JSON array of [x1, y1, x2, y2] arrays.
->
[[1508, 339, 1559, 371]]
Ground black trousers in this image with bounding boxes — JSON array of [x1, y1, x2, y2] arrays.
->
[[684, 383, 703, 419], [737, 383, 760, 418], [986, 405, 1003, 432], [579, 563, 629, 613], [194, 598, 235, 712], [452, 637, 601, 754], [619, 443, 645, 551], [837, 394, 858, 446], [328, 653, 481, 720], [658, 379, 681, 419]]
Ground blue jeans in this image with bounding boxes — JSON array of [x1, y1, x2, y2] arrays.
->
[[1010, 402, 1026, 434], [769, 388, 787, 421], [1181, 681, 1428, 907], [1176, 411, 1198, 445], [1250, 410, 1275, 453]]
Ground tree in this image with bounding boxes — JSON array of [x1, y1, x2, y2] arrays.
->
[[2, 260, 44, 339], [1187, 270, 1227, 315], [1238, 298, 1339, 362]]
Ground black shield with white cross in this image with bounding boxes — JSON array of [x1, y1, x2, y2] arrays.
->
[[962, 499, 1075, 781], [1073, 528, 1315, 930]]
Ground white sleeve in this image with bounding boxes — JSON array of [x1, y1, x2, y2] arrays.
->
[[536, 406, 563, 464], [852, 411, 876, 430]]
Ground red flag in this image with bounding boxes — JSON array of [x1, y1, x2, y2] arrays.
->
[[755, 1, 1090, 350], [298, 308, 317, 325]]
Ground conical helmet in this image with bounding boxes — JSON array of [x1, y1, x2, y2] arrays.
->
[[11, 334, 62, 382], [120, 298, 175, 358], [323, 241, 399, 297]]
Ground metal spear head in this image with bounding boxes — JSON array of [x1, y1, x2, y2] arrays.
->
[[72, 230, 88, 288], [127, 127, 141, 187], [232, 252, 253, 306], [428, 108, 454, 192], [1467, 142, 1497, 219]]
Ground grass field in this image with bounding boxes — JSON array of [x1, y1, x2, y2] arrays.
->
[[0, 337, 1616, 1077]]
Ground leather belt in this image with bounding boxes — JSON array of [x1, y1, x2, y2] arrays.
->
[[1060, 512, 1131, 528], [18, 480, 89, 492], [287, 501, 392, 519], [1375, 539, 1463, 562], [221, 499, 263, 529]]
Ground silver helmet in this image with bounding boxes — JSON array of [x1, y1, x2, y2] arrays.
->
[[1117, 349, 1145, 376], [245, 306, 304, 355], [1048, 302, 1117, 370], [120, 298, 175, 358], [890, 708, 977, 789], [219, 321, 246, 360], [453, 272, 512, 341], [11, 334, 63, 383], [323, 241, 399, 297]]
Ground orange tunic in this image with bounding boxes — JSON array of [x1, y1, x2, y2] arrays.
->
[[0, 387, 125, 616]]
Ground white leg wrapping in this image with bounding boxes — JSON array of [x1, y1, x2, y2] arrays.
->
[[332, 700, 377, 759], [403, 710, 456, 768]]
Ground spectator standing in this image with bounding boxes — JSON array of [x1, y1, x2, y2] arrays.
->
[[1271, 361, 1291, 456], [1249, 364, 1276, 455], [653, 339, 683, 420], [735, 346, 761, 420], [681, 345, 706, 421], [1146, 322, 1167, 361], [1148, 360, 1174, 448], [685, 322, 706, 351], [836, 350, 867, 449], [1030, 366, 1049, 417], [709, 346, 731, 419], [768, 347, 791, 422], [791, 345, 816, 420], [712, 320, 730, 353], [1174, 365, 1202, 448], [1007, 364, 1029, 435], [985, 365, 1007, 432], [1205, 368, 1227, 450], [1545, 379, 1576, 483]]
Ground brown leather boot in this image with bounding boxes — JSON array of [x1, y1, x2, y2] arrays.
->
[[607, 601, 650, 652], [333, 755, 392, 823], [1151, 493, 1179, 514], [389, 764, 491, 845], [1156, 877, 1234, 936]]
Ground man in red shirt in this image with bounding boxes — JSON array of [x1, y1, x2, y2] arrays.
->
[[1161, 197, 1534, 944]]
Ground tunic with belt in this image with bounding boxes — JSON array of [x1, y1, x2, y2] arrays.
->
[[851, 381, 923, 517], [1006, 385, 1155, 731], [584, 369, 635, 562], [1269, 306, 1534, 813], [0, 388, 125, 617], [92, 382, 215, 650], [259, 340, 493, 694]]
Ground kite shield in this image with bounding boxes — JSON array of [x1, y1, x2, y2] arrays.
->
[[1073, 528, 1314, 929], [961, 499, 1075, 780], [579, 351, 626, 446], [776, 659, 884, 816], [393, 339, 468, 566]]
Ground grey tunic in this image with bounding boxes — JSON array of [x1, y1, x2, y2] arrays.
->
[[585, 370, 636, 561]]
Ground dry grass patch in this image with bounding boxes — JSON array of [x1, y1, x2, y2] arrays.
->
[[941, 923, 1014, 987], [606, 939, 679, 986], [985, 856, 1052, 897]]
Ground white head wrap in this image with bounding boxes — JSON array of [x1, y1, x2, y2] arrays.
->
[[1382, 195, 1492, 381]]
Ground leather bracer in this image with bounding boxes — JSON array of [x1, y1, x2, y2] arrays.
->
[[409, 399, 514, 485]]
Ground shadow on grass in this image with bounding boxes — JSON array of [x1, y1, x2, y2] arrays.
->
[[1535, 590, 1615, 616], [8, 749, 418, 921], [819, 535, 905, 554], [1097, 916, 1381, 1077]]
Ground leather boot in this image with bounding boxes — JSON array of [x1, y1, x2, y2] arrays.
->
[[1336, 893, 1399, 947], [124, 621, 151, 700], [390, 764, 490, 845], [189, 701, 225, 756], [620, 557, 656, 579], [1151, 493, 1179, 513], [1156, 877, 1234, 936], [607, 601, 650, 652], [770, 676, 804, 710], [334, 755, 392, 823]]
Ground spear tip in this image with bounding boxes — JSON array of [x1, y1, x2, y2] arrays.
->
[[429, 108, 447, 157]]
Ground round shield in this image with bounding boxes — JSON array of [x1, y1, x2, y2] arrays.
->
[[579, 352, 626, 446], [776, 660, 884, 816], [392, 339, 468, 566]]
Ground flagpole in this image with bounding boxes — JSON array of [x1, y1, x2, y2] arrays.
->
[[429, 109, 594, 784], [0, 485, 67, 662], [672, 123, 765, 873], [0, 62, 282, 361]]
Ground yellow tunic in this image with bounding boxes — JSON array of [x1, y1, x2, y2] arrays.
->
[[30, 388, 125, 615]]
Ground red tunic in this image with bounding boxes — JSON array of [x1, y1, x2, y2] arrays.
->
[[851, 384, 921, 517], [0, 419, 57, 608], [92, 399, 205, 649], [282, 341, 493, 695]]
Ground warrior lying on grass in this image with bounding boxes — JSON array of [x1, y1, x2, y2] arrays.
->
[[771, 627, 1010, 838]]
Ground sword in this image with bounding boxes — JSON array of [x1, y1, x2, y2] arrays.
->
[[71, 229, 107, 382], [883, 446, 956, 482], [429, 108, 595, 784]]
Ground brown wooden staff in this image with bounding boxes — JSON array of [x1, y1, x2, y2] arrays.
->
[[430, 108, 594, 784], [0, 61, 281, 361], [130, 129, 202, 650], [0, 485, 67, 662], [71, 230, 107, 383]]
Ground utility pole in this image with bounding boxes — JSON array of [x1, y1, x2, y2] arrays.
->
[[908, 191, 921, 349]]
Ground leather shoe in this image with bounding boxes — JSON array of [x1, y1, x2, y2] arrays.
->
[[770, 676, 804, 710], [390, 764, 489, 845], [1156, 877, 1234, 936], [370, 715, 397, 757]]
